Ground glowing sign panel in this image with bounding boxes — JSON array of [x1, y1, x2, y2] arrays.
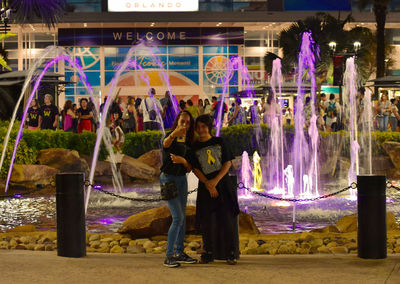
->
[[108, 0, 199, 12]]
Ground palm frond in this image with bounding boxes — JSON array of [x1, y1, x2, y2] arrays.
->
[[9, 0, 66, 28]]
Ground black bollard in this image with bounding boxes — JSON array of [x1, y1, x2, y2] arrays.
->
[[56, 173, 86, 258], [357, 175, 386, 259]]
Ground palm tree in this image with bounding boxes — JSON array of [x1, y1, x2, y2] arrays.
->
[[358, 0, 391, 80], [1, 0, 66, 28], [266, 13, 391, 85]]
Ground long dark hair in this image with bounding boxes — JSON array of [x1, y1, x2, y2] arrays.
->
[[170, 110, 195, 146]]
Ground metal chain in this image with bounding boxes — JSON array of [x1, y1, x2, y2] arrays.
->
[[89, 183, 198, 203], [387, 181, 400, 192], [237, 182, 356, 202]]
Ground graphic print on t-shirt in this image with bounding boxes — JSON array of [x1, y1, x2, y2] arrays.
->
[[195, 144, 222, 175]]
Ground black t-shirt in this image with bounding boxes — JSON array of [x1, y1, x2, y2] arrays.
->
[[191, 136, 232, 179], [27, 107, 40, 127], [40, 104, 59, 130], [161, 133, 191, 176], [78, 108, 92, 120]]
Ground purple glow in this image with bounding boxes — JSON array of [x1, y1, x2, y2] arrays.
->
[[98, 217, 116, 225], [293, 32, 319, 198], [93, 185, 102, 189], [5, 54, 78, 193], [13, 194, 22, 198]]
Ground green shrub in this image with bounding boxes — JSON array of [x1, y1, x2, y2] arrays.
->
[[0, 138, 37, 179]]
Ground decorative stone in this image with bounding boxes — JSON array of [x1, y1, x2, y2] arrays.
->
[[37, 148, 90, 176], [326, 242, 338, 248], [15, 244, 26, 250], [188, 241, 200, 249], [7, 225, 36, 233], [97, 246, 110, 253], [90, 241, 101, 249], [317, 246, 330, 253], [310, 239, 324, 248], [382, 142, 400, 170], [119, 238, 131, 246], [100, 238, 114, 243], [393, 246, 400, 253], [329, 246, 348, 254], [110, 241, 119, 247], [0, 241, 9, 249], [126, 245, 145, 254], [336, 212, 398, 232], [239, 212, 260, 234], [137, 150, 162, 175], [120, 154, 156, 181], [10, 165, 59, 188], [34, 244, 45, 251], [45, 244, 55, 251], [89, 234, 100, 242], [247, 239, 259, 250], [143, 240, 156, 249], [118, 206, 196, 238], [110, 245, 124, 253]]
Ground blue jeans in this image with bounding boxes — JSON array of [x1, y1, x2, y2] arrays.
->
[[390, 117, 398, 132], [160, 172, 188, 256], [378, 115, 389, 131]]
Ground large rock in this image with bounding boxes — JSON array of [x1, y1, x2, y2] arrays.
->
[[137, 150, 162, 175], [81, 154, 113, 176], [239, 212, 260, 234], [319, 133, 343, 176], [118, 206, 196, 238], [37, 148, 89, 176], [382, 142, 400, 170], [118, 206, 260, 238], [120, 154, 156, 181], [336, 212, 398, 233], [10, 164, 59, 187]]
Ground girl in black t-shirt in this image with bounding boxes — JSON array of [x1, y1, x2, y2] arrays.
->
[[160, 110, 197, 268], [191, 114, 240, 265], [26, 99, 40, 130]]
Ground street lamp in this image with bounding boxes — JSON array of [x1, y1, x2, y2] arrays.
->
[[329, 41, 337, 53]]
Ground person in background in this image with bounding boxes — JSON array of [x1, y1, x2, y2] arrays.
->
[[77, 98, 93, 133], [135, 98, 144, 132], [39, 94, 59, 130], [186, 99, 198, 118], [249, 100, 260, 124], [356, 88, 365, 126], [160, 110, 196, 268], [179, 100, 186, 111], [376, 92, 391, 131], [162, 94, 175, 130], [139, 88, 163, 131], [198, 99, 205, 116], [211, 96, 228, 126], [72, 104, 78, 132], [324, 94, 338, 131], [204, 98, 212, 114], [63, 100, 77, 132], [26, 98, 40, 130], [390, 98, 400, 132], [227, 98, 246, 125], [284, 108, 293, 125], [319, 93, 327, 125], [111, 111, 125, 152], [88, 98, 97, 132], [191, 114, 239, 265], [160, 91, 170, 108], [123, 96, 138, 133]]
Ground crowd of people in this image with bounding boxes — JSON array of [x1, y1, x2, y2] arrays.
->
[[25, 88, 400, 148]]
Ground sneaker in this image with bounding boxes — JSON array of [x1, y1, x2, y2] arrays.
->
[[199, 252, 214, 264], [163, 256, 181, 268], [226, 254, 237, 265], [175, 252, 198, 264]]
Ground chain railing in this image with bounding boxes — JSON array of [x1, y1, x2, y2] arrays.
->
[[238, 182, 356, 202], [3, 179, 400, 204], [387, 181, 400, 192]]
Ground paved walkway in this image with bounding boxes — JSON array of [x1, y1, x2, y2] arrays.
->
[[2, 250, 400, 284]]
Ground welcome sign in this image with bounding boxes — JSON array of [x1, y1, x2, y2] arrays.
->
[[58, 28, 244, 46], [108, 0, 199, 12]]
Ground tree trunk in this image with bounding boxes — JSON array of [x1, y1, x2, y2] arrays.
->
[[373, 2, 387, 99]]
